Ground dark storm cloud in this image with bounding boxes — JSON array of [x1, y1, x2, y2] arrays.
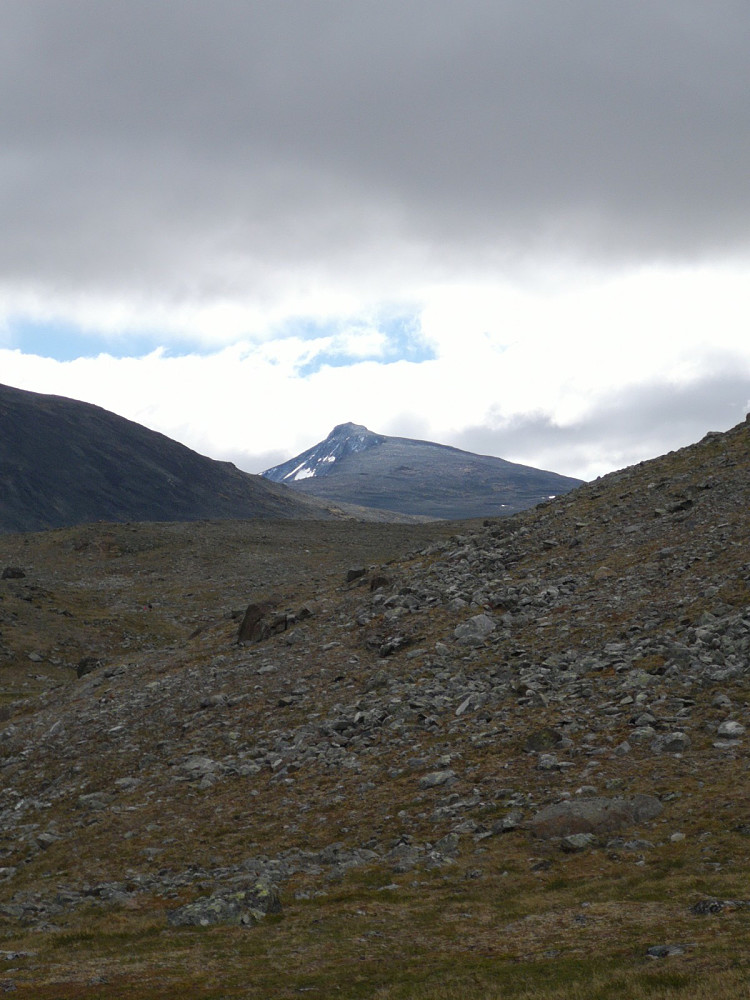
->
[[1, 1, 749, 301], [450, 372, 750, 478]]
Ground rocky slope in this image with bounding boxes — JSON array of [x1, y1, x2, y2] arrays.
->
[[263, 421, 583, 519], [0, 383, 374, 533], [0, 418, 748, 996]]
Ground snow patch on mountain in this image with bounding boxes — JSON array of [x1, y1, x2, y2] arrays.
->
[[262, 423, 385, 484]]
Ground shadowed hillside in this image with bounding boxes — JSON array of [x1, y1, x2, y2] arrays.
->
[[0, 385, 371, 532]]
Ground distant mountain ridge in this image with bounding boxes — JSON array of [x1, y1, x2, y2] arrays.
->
[[263, 422, 583, 519], [264, 423, 386, 483], [0, 383, 343, 533]]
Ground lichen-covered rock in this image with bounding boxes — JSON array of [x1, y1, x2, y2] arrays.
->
[[418, 769, 456, 789], [384, 843, 423, 873], [651, 731, 691, 753], [166, 880, 281, 928], [453, 613, 496, 646], [528, 794, 662, 838], [717, 720, 745, 738], [560, 832, 596, 852]]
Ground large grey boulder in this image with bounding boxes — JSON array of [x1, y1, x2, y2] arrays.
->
[[528, 794, 663, 839], [454, 614, 496, 646]]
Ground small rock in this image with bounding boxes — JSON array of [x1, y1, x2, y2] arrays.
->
[[455, 695, 473, 716], [77, 793, 114, 811], [691, 898, 725, 915], [433, 833, 460, 858], [35, 833, 60, 850], [575, 786, 598, 798], [1, 567, 25, 580], [538, 754, 560, 770], [419, 769, 457, 790], [630, 726, 656, 742], [379, 636, 409, 657], [561, 832, 596, 852], [491, 811, 523, 834], [647, 944, 686, 959]]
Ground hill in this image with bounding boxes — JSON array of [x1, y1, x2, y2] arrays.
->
[[0, 384, 379, 532], [0, 417, 748, 996], [262, 421, 583, 519]]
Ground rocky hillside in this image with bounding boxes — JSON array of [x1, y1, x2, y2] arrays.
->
[[0, 383, 367, 532], [0, 418, 748, 997], [263, 421, 583, 519]]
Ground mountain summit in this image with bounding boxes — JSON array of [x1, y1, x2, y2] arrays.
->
[[262, 422, 387, 483], [263, 422, 583, 519]]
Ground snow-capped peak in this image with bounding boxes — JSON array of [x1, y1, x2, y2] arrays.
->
[[261, 423, 385, 483]]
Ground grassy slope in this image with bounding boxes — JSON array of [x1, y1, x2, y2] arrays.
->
[[0, 424, 748, 996]]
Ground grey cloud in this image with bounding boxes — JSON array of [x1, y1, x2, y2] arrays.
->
[[449, 371, 750, 479], [1, 2, 749, 304]]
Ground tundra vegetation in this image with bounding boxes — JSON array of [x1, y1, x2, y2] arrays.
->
[[0, 420, 748, 997]]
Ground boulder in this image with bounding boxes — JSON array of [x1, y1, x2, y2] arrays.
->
[[525, 728, 563, 752], [385, 843, 423, 873], [237, 602, 288, 644], [167, 880, 281, 928], [651, 732, 691, 754], [419, 769, 457, 790], [454, 614, 496, 646], [561, 832, 596, 853], [528, 794, 662, 839], [77, 656, 103, 679], [717, 720, 745, 738]]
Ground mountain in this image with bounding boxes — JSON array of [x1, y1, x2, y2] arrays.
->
[[0, 382, 356, 533], [262, 421, 584, 518], [1, 416, 749, 993]]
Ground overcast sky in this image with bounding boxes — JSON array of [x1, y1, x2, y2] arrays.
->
[[1, 1, 749, 481]]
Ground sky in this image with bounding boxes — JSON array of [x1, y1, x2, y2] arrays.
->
[[1, 1, 749, 482]]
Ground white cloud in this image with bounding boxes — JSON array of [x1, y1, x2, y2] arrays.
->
[[1, 260, 748, 482]]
